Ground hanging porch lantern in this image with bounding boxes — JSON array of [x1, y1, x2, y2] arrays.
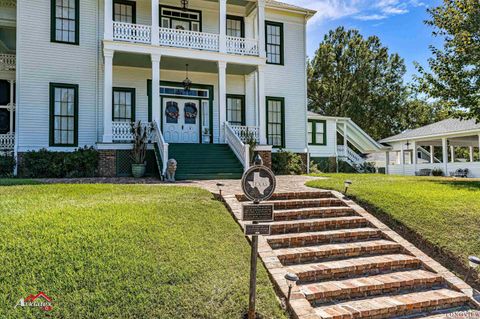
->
[[182, 64, 192, 92]]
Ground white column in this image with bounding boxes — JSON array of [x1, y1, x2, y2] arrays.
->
[[469, 146, 474, 162], [219, 0, 227, 53], [151, 0, 159, 45], [442, 138, 448, 174], [412, 141, 417, 173], [103, 50, 114, 143], [385, 151, 390, 174], [257, 0, 266, 58], [343, 122, 348, 149], [478, 134, 480, 162], [104, 0, 113, 40], [430, 145, 434, 164], [151, 54, 161, 124], [257, 65, 266, 145], [218, 61, 227, 142], [450, 145, 455, 163], [400, 147, 405, 165], [9, 80, 14, 134]]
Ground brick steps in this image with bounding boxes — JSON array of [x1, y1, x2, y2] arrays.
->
[[237, 191, 334, 202], [269, 216, 369, 235], [287, 254, 422, 283], [314, 288, 469, 319], [267, 228, 384, 249], [301, 269, 444, 305], [275, 239, 404, 265], [273, 206, 356, 221], [267, 198, 347, 210]]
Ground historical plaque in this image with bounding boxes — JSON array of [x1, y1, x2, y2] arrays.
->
[[242, 204, 274, 222], [245, 224, 271, 236], [241, 166, 276, 202]]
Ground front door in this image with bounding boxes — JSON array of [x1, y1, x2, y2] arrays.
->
[[163, 99, 200, 143]]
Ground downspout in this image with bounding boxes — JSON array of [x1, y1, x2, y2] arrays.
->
[[303, 15, 310, 174], [13, 1, 19, 176], [96, 0, 100, 146], [335, 119, 339, 173]]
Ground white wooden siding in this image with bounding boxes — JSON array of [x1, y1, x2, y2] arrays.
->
[[309, 118, 337, 158]]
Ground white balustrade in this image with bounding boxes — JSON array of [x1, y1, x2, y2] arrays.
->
[[0, 133, 15, 151], [112, 122, 154, 141], [229, 124, 260, 143], [337, 145, 365, 166], [226, 36, 259, 56], [113, 22, 151, 44], [0, 54, 15, 71], [225, 123, 250, 171], [0, 0, 16, 8], [152, 121, 169, 175], [159, 27, 219, 51]]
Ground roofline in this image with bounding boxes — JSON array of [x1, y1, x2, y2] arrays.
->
[[308, 114, 351, 121], [380, 128, 480, 144], [265, 2, 317, 18]]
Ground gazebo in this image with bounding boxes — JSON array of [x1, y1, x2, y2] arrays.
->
[[379, 118, 480, 178]]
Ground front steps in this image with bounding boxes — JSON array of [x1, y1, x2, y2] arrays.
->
[[168, 143, 243, 180], [226, 191, 478, 319]]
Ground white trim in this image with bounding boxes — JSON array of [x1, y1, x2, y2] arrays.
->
[[103, 51, 114, 143], [382, 128, 480, 143]]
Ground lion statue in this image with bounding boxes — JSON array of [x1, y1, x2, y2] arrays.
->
[[165, 159, 177, 182]]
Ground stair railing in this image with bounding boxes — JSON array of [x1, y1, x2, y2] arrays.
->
[[225, 122, 250, 171], [153, 121, 169, 175]]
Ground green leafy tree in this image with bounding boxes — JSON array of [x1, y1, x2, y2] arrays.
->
[[308, 27, 408, 140], [416, 0, 480, 121]]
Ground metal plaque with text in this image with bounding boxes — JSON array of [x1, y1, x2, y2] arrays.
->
[[245, 224, 271, 236], [242, 204, 274, 222]]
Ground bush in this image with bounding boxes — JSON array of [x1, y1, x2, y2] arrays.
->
[[0, 153, 16, 177], [272, 150, 304, 175], [309, 160, 321, 174], [432, 168, 444, 176], [356, 162, 376, 173], [21, 147, 99, 178]]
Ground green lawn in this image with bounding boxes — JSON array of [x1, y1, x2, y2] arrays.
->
[[306, 174, 480, 272], [0, 183, 286, 319]]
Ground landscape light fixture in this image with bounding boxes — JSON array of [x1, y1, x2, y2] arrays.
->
[[344, 180, 352, 195], [284, 273, 299, 302], [216, 183, 225, 196], [465, 256, 480, 282], [182, 64, 192, 91]]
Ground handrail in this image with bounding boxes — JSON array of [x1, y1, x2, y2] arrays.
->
[[113, 21, 151, 44], [226, 36, 259, 56], [337, 145, 365, 165], [153, 121, 169, 175], [225, 122, 249, 171], [159, 27, 219, 51]]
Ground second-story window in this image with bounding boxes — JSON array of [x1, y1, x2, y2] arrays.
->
[[266, 21, 284, 65], [51, 0, 79, 45], [114, 0, 136, 23], [226, 15, 244, 38]]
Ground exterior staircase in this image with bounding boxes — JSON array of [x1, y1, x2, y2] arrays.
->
[[228, 191, 478, 319], [168, 143, 244, 180]]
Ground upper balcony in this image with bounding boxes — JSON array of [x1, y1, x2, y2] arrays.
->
[[0, 54, 15, 71], [104, 0, 266, 59]]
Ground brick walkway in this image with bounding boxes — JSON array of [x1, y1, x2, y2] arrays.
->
[[213, 176, 480, 319]]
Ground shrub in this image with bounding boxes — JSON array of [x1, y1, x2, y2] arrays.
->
[[272, 150, 304, 175], [21, 147, 99, 178], [0, 153, 16, 177], [356, 162, 376, 173], [432, 168, 444, 176], [309, 160, 321, 174]]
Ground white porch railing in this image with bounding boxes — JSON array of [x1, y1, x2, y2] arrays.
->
[[111, 122, 154, 141], [225, 123, 250, 171], [229, 124, 260, 143], [0, 133, 15, 151], [337, 145, 365, 167], [153, 121, 169, 175], [159, 27, 219, 52], [113, 22, 151, 44], [226, 36, 259, 56], [0, 54, 15, 71]]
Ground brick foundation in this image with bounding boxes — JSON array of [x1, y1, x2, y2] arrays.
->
[[256, 150, 272, 169], [98, 150, 116, 177]]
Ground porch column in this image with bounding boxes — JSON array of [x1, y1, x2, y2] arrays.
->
[[412, 141, 417, 174], [9, 80, 14, 134], [257, 0, 266, 58], [104, 0, 113, 40], [442, 138, 448, 174], [218, 61, 227, 142], [469, 146, 474, 162], [103, 50, 114, 143], [343, 122, 348, 149], [257, 65, 266, 145], [478, 134, 480, 161], [151, 54, 161, 124], [385, 151, 390, 174], [219, 0, 227, 53], [151, 0, 159, 45], [430, 145, 434, 164], [450, 145, 455, 163]]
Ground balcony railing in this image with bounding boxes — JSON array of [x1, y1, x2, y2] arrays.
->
[[112, 22, 259, 56], [0, 133, 15, 151], [0, 54, 15, 71]]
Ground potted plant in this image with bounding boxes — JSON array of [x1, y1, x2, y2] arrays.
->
[[130, 121, 153, 178], [244, 129, 258, 164], [202, 128, 211, 144]]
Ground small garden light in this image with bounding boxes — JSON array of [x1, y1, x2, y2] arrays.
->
[[344, 180, 352, 195], [284, 273, 299, 302], [465, 256, 480, 282], [216, 183, 225, 196]]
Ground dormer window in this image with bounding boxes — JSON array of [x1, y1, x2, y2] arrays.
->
[[113, 0, 136, 24], [160, 6, 201, 32]]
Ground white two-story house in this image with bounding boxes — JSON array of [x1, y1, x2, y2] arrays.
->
[[0, 0, 315, 179]]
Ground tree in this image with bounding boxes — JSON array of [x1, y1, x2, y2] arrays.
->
[[416, 0, 480, 121], [308, 27, 408, 140]]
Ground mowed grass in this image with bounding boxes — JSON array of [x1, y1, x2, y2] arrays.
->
[[0, 183, 286, 319], [306, 174, 480, 270]]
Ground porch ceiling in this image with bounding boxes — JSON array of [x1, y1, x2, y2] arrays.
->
[[113, 52, 257, 75]]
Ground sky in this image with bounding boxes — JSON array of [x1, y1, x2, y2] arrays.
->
[[288, 0, 444, 82]]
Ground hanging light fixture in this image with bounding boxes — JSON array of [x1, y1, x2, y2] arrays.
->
[[180, 0, 188, 11], [182, 64, 192, 92]]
